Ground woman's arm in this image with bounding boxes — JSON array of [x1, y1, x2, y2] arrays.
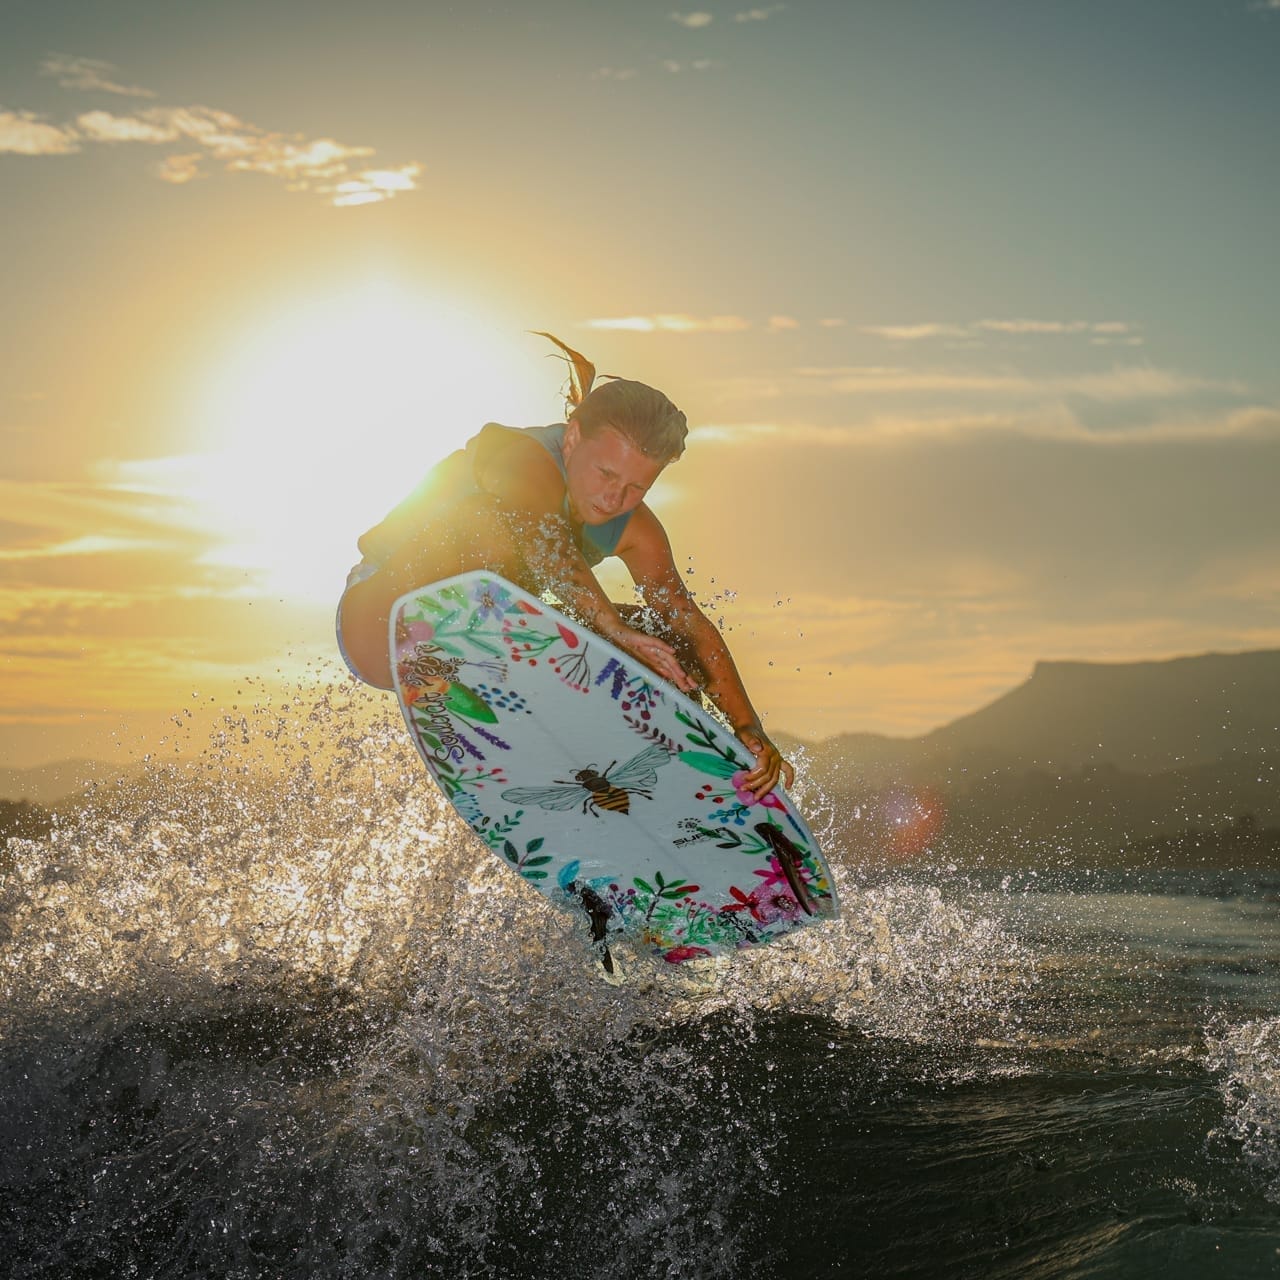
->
[[476, 432, 696, 691], [616, 505, 794, 798]]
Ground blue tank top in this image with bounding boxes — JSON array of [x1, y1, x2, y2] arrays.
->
[[522, 423, 633, 565], [354, 423, 632, 571]]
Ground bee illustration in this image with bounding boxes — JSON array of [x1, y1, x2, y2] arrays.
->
[[501, 744, 673, 818]]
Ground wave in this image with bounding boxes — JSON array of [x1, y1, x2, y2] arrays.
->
[[0, 678, 1050, 1276], [1206, 1015, 1280, 1204]]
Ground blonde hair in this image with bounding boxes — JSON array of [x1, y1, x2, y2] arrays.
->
[[535, 331, 688, 463]]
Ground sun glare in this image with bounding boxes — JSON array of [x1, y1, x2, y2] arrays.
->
[[178, 283, 552, 602]]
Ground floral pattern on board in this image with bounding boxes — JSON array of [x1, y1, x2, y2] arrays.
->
[[392, 572, 837, 962]]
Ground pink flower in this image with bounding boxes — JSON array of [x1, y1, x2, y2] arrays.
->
[[750, 858, 808, 921], [747, 860, 788, 890], [731, 770, 786, 810], [395, 618, 435, 651]]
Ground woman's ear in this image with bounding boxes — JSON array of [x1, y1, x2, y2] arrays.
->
[[563, 418, 582, 457]]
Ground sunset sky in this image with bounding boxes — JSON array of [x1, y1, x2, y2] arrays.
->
[[3, 0, 1279, 769]]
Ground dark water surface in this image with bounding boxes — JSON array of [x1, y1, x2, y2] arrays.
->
[[3, 689, 1279, 1278]]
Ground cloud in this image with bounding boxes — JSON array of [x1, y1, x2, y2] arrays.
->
[[663, 59, 718, 72], [860, 322, 970, 341], [796, 364, 1231, 401], [660, 407, 1280, 738], [580, 312, 1110, 336], [41, 53, 156, 98], [156, 152, 202, 184], [0, 110, 80, 155], [4, 57, 420, 205], [976, 318, 1090, 334], [76, 109, 180, 144], [695, 401, 1280, 448], [794, 367, 1035, 397], [670, 11, 715, 27], [735, 5, 786, 19], [863, 318, 1143, 345], [0, 534, 169, 562], [583, 314, 752, 333], [329, 163, 424, 207], [1064, 365, 1239, 402], [0, 478, 210, 553]]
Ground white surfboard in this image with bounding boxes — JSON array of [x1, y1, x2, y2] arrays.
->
[[390, 572, 838, 965]]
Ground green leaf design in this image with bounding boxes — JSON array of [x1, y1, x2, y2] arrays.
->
[[679, 751, 739, 779], [522, 870, 548, 880], [523, 855, 553, 867], [526, 836, 544, 853], [633, 877, 654, 895], [445, 682, 498, 723], [468, 635, 507, 659]]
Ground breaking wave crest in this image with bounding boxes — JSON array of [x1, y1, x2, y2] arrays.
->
[[1207, 1015, 1280, 1204], [1, 676, 1040, 1277]]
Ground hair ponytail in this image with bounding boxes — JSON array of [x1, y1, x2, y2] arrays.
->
[[533, 331, 599, 418], [533, 330, 688, 464]]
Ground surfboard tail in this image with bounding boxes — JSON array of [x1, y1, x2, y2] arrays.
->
[[754, 823, 818, 916]]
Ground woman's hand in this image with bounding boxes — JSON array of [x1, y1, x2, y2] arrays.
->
[[612, 625, 698, 693], [735, 725, 794, 800]]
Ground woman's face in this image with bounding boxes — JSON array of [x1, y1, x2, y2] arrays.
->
[[561, 420, 664, 524]]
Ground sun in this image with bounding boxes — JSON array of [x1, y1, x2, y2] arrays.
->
[[176, 282, 554, 602]]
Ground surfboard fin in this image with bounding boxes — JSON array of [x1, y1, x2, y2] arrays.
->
[[574, 883, 617, 974], [754, 823, 817, 916]]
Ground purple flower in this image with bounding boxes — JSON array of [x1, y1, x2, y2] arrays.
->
[[473, 581, 513, 622]]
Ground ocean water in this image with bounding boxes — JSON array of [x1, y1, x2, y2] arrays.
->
[[3, 683, 1280, 1279]]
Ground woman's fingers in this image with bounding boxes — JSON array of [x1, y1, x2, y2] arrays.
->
[[736, 728, 793, 799]]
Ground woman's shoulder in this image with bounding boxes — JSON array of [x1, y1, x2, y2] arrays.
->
[[471, 422, 562, 462], [471, 422, 566, 507]]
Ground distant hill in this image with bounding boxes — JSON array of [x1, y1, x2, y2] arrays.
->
[[6, 647, 1279, 868], [9, 648, 1280, 800], [787, 648, 1280, 783], [923, 649, 1280, 773], [0, 758, 134, 805]]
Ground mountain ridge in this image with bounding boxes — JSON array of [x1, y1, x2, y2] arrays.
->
[[780, 646, 1280, 779], [5, 647, 1279, 804]]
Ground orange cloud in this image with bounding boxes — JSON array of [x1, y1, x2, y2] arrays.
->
[[584, 314, 752, 333], [41, 53, 156, 98], [4, 57, 420, 205], [0, 110, 80, 155]]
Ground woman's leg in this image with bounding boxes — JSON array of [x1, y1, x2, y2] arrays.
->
[[338, 494, 529, 688]]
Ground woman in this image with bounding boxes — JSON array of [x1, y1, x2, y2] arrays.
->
[[337, 335, 793, 799]]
